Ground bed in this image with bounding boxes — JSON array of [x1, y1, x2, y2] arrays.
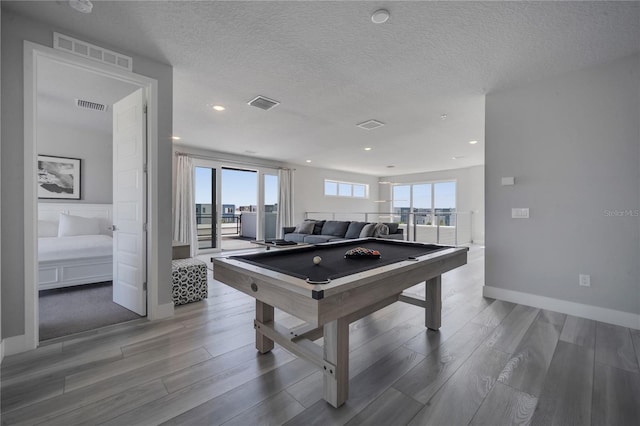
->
[[38, 203, 113, 290]]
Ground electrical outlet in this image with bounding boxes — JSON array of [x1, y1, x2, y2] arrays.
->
[[579, 274, 591, 287]]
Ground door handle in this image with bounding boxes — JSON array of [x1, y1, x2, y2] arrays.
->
[[109, 225, 118, 231]]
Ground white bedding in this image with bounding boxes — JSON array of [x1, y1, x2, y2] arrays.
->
[[38, 235, 113, 262]]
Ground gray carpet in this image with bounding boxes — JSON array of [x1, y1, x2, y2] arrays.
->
[[39, 282, 142, 341]]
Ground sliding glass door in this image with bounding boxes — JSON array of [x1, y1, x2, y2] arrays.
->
[[194, 166, 217, 249], [193, 159, 280, 253]]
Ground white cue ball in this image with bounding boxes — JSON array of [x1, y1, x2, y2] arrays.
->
[[313, 256, 322, 265]]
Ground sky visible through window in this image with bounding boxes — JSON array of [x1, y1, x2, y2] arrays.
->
[[195, 167, 278, 206]]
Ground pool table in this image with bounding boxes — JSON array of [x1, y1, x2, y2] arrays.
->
[[213, 238, 468, 407]]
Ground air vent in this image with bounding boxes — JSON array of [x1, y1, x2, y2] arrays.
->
[[248, 96, 280, 111], [75, 98, 108, 112], [357, 119, 385, 130], [54, 33, 133, 71]]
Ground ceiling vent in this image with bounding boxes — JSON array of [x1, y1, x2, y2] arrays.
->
[[54, 33, 133, 71], [248, 96, 280, 111], [357, 119, 385, 130], [75, 98, 108, 112]]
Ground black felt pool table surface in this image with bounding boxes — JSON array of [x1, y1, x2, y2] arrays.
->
[[230, 239, 448, 283]]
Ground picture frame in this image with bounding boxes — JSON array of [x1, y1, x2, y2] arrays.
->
[[37, 155, 82, 200]]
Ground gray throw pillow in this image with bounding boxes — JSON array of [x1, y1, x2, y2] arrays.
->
[[359, 223, 376, 238], [345, 221, 368, 239], [373, 222, 389, 237], [295, 221, 315, 234], [384, 222, 399, 234]]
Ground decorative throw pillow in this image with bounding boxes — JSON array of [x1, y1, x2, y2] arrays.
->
[[310, 219, 326, 234], [38, 220, 59, 237], [345, 221, 368, 239], [359, 223, 376, 238], [294, 221, 315, 234], [373, 222, 390, 237], [58, 213, 101, 237], [384, 222, 399, 234]]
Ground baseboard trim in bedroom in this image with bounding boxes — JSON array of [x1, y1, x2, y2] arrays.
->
[[483, 285, 640, 330]]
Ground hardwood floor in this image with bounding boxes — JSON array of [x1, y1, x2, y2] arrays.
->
[[2, 246, 639, 425]]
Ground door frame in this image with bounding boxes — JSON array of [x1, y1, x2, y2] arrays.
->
[[23, 41, 160, 348], [192, 158, 279, 253]]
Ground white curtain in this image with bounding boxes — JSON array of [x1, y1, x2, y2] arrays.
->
[[173, 154, 197, 256], [276, 168, 294, 238]]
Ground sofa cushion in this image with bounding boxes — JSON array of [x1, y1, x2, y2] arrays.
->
[[303, 234, 335, 244], [283, 233, 307, 243], [384, 222, 399, 234], [294, 221, 315, 234], [345, 221, 368, 239], [321, 220, 350, 237], [359, 223, 376, 238]]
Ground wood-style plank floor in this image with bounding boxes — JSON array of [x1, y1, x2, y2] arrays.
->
[[2, 246, 640, 425]]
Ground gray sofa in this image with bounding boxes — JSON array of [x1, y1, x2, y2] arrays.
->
[[283, 219, 404, 244]]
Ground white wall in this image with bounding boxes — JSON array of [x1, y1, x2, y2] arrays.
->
[[485, 54, 640, 321], [379, 165, 485, 243], [292, 165, 379, 225], [37, 121, 112, 203], [1, 10, 173, 340]]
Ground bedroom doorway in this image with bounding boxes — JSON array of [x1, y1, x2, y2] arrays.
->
[[25, 41, 158, 345]]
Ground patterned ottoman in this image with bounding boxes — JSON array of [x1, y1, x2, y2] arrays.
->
[[171, 258, 208, 305]]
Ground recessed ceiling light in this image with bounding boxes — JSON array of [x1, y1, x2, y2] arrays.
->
[[440, 114, 447, 120], [171, 136, 181, 141], [212, 105, 226, 111], [469, 140, 478, 145], [371, 9, 390, 24], [364, 147, 372, 151], [306, 160, 312, 163]]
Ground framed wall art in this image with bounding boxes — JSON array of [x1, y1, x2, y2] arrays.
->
[[37, 155, 81, 200]]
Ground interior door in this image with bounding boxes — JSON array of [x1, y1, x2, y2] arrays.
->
[[112, 88, 147, 315]]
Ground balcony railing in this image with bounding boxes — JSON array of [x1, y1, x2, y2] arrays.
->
[[196, 213, 242, 249], [304, 211, 473, 246]]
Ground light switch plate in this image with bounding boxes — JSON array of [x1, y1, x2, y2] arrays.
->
[[512, 208, 530, 219], [501, 177, 515, 186]]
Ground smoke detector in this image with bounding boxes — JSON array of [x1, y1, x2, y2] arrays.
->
[[248, 96, 280, 111], [75, 98, 108, 112]]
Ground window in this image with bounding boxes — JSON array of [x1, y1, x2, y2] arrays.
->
[[324, 179, 368, 198], [391, 181, 456, 225]]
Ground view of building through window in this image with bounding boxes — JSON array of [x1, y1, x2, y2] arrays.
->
[[392, 181, 456, 225]]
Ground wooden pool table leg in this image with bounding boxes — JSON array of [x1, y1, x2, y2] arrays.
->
[[255, 300, 274, 353], [426, 276, 442, 330], [323, 317, 349, 408]]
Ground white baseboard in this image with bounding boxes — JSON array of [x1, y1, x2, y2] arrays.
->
[[483, 285, 640, 330], [2, 334, 36, 357], [150, 302, 174, 321]]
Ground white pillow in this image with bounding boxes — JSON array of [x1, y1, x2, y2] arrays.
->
[[38, 220, 59, 238], [58, 213, 101, 237]]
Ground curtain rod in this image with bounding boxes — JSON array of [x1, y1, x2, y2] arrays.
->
[[174, 151, 293, 171]]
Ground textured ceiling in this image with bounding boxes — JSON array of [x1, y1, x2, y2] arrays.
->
[[5, 1, 640, 176]]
